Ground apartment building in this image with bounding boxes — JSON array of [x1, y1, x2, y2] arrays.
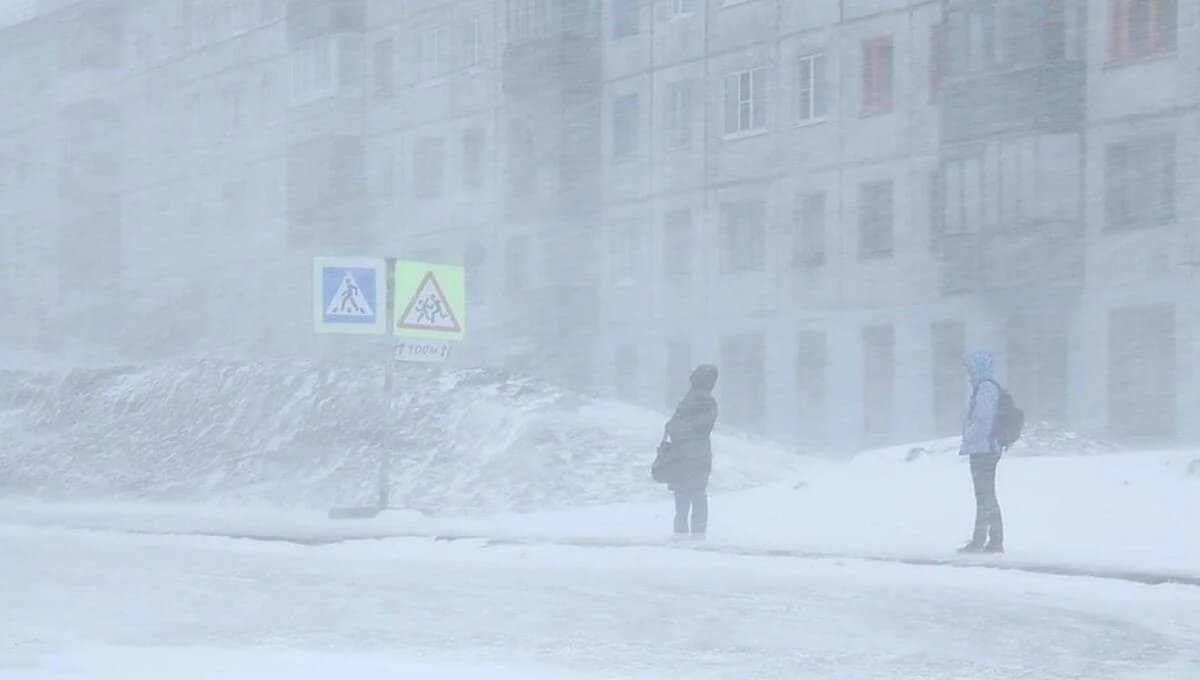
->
[[595, 0, 1200, 449], [597, 0, 946, 449], [1, 0, 1196, 447]]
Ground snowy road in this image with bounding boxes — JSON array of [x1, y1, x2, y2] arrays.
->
[[2, 525, 1198, 679]]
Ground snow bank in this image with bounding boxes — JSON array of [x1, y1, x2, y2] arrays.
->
[[0, 360, 801, 513]]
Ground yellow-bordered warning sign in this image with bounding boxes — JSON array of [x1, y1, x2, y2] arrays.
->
[[392, 261, 465, 341]]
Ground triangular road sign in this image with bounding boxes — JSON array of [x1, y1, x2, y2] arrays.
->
[[326, 272, 374, 317], [396, 271, 462, 333]]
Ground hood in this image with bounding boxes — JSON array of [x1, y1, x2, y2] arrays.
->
[[963, 350, 994, 386], [689, 364, 719, 392]]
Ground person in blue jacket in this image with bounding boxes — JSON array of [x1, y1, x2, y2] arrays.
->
[[958, 350, 1004, 553]]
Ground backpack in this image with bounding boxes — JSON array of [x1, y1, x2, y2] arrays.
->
[[973, 379, 1024, 451]]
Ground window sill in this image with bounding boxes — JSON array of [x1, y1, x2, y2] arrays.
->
[[417, 76, 448, 89], [1103, 50, 1178, 71], [722, 128, 769, 142], [1103, 218, 1175, 233], [667, 12, 694, 23], [794, 117, 828, 129], [857, 251, 895, 261], [858, 107, 893, 119]]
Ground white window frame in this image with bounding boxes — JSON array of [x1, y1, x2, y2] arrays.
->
[[669, 0, 696, 19], [797, 52, 827, 124], [466, 17, 483, 69], [724, 67, 767, 137], [290, 35, 362, 103], [419, 27, 442, 82], [612, 94, 640, 159]]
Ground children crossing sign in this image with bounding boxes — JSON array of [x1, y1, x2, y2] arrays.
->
[[392, 261, 465, 341], [312, 257, 387, 334]]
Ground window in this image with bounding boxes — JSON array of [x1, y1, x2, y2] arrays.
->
[[465, 17, 483, 68], [862, 325, 895, 444], [462, 128, 484, 190], [506, 235, 532, 291], [1108, 305, 1177, 439], [931, 320, 967, 436], [221, 180, 246, 231], [464, 245, 486, 303], [612, 94, 639, 158], [1105, 136, 1175, 230], [720, 333, 766, 434], [370, 144, 395, 203], [373, 39, 393, 97], [224, 85, 244, 131], [665, 339, 693, 408], [928, 168, 945, 242], [508, 0, 554, 44], [724, 68, 767, 135], [796, 53, 828, 123], [719, 200, 766, 272], [796, 330, 827, 447], [610, 221, 642, 283], [663, 209, 693, 280], [1109, 0, 1176, 61], [665, 81, 693, 149], [613, 0, 638, 38], [419, 27, 442, 81], [413, 137, 445, 199], [930, 22, 945, 95], [670, 0, 697, 18], [259, 0, 283, 23], [794, 192, 826, 268], [858, 180, 894, 258], [291, 35, 362, 100], [862, 37, 894, 115], [614, 345, 639, 402]]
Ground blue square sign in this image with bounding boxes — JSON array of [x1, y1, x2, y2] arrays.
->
[[312, 257, 387, 334]]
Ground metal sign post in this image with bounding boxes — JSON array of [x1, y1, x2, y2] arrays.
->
[[322, 256, 467, 520]]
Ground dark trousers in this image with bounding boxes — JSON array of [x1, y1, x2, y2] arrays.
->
[[673, 490, 708, 535], [969, 453, 1004, 547]]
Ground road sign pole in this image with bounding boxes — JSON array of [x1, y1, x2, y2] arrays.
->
[[378, 257, 398, 511]]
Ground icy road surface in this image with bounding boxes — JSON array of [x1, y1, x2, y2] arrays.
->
[[2, 525, 1198, 679]]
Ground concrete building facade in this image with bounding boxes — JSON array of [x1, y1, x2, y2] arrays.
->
[[0, 0, 1197, 450]]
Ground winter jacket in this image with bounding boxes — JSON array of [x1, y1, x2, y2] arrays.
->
[[663, 387, 719, 492], [960, 350, 1000, 456]]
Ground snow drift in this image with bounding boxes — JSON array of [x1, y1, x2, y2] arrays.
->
[[0, 361, 801, 513]]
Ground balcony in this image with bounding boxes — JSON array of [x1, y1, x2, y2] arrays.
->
[[935, 221, 1085, 296], [940, 61, 1086, 144]]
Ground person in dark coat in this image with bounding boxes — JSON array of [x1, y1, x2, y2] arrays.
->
[[663, 364, 719, 538]]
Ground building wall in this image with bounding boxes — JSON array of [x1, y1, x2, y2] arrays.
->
[[2, 0, 1199, 448]]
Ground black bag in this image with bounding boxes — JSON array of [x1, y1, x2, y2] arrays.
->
[[976, 379, 1024, 451], [651, 438, 680, 484]]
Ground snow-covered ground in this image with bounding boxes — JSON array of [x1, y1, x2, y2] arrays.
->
[[3, 445, 1196, 579], [3, 524, 1198, 679]]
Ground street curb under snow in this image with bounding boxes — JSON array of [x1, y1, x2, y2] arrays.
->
[[56, 524, 1200, 589]]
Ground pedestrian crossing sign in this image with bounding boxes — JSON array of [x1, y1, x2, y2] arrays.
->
[[392, 261, 466, 341], [313, 256, 388, 334]]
